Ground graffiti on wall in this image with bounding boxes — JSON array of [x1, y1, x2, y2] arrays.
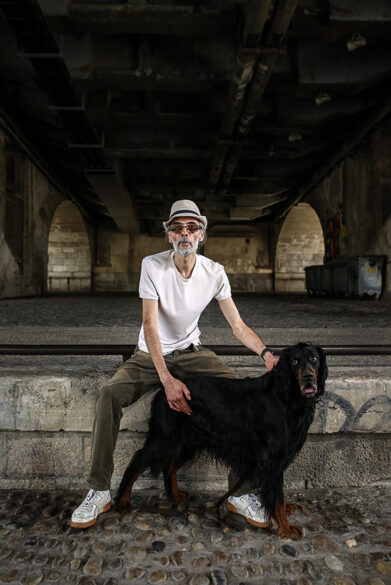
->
[[325, 204, 348, 262]]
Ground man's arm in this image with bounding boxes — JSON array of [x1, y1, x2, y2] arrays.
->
[[142, 299, 192, 415], [218, 297, 279, 371]]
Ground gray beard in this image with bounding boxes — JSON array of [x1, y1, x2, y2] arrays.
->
[[172, 237, 199, 257]]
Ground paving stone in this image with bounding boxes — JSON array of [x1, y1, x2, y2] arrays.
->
[[324, 555, 344, 572], [21, 576, 44, 585], [376, 561, 391, 576], [281, 544, 297, 557], [170, 551, 183, 566], [148, 570, 167, 583], [44, 571, 62, 582], [190, 576, 210, 585], [125, 568, 145, 580], [210, 570, 227, 585], [82, 556, 102, 576], [231, 566, 249, 579], [333, 577, 357, 585], [193, 557, 211, 568], [369, 579, 386, 585], [124, 546, 147, 562], [158, 556, 169, 567], [263, 543, 276, 555], [152, 541, 166, 553], [135, 530, 153, 543], [106, 558, 122, 571], [0, 570, 19, 583], [171, 571, 185, 582], [313, 535, 341, 552], [212, 551, 230, 564], [193, 542, 206, 551], [73, 545, 88, 559], [250, 563, 263, 575]]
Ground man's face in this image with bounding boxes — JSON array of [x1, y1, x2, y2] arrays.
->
[[167, 216, 205, 257]]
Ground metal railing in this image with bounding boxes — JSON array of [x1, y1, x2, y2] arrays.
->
[[0, 344, 390, 362]]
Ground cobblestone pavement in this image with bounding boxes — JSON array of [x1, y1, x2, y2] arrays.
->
[[0, 486, 390, 585], [0, 293, 390, 329]]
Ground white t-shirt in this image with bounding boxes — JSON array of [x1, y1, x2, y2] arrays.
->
[[138, 250, 231, 354]]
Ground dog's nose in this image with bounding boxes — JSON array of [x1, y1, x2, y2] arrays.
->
[[302, 369, 314, 380]]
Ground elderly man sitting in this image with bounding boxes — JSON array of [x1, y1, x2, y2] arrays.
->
[[71, 199, 278, 529]]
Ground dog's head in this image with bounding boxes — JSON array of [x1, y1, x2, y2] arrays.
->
[[277, 342, 328, 400]]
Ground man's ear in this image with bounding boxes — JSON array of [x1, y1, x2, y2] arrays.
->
[[199, 230, 205, 242]]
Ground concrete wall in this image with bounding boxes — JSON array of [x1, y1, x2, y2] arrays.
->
[[274, 203, 324, 292], [0, 130, 65, 299], [305, 118, 391, 296], [205, 226, 272, 292], [48, 201, 92, 292], [0, 359, 390, 490]]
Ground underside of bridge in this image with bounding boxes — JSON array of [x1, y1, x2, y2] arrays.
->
[[1, 0, 390, 230], [0, 0, 390, 297]]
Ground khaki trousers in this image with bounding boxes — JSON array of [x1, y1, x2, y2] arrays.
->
[[87, 344, 255, 495]]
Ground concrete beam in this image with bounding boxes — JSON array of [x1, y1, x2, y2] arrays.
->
[[298, 42, 391, 85], [67, 2, 237, 36], [86, 171, 139, 233]]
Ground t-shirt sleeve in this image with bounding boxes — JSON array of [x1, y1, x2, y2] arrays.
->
[[139, 258, 159, 300], [214, 267, 232, 301]]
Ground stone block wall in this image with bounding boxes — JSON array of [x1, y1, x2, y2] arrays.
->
[[47, 201, 91, 293], [0, 361, 390, 491], [274, 203, 325, 292]]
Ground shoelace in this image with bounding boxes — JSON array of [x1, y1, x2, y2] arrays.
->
[[81, 490, 96, 508], [246, 494, 263, 511]]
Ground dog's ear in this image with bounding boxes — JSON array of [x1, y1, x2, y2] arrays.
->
[[274, 348, 295, 389], [316, 346, 328, 394]]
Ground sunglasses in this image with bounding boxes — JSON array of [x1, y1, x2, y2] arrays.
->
[[168, 224, 203, 234]]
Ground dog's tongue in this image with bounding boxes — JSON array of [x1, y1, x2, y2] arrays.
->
[[304, 387, 314, 394]]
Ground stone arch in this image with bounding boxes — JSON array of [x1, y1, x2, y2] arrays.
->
[[274, 203, 324, 292], [47, 201, 91, 292]]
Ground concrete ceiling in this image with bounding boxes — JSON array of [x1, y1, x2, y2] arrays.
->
[[0, 0, 390, 234]]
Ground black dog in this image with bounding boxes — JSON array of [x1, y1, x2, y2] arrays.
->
[[116, 342, 327, 539]]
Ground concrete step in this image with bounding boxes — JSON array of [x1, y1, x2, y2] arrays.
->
[[0, 356, 390, 491]]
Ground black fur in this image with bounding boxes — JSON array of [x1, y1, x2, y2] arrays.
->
[[116, 342, 327, 538]]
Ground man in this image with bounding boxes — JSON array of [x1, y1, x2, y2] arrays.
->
[[71, 199, 278, 529]]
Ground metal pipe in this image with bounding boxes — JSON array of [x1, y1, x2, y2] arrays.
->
[[0, 344, 390, 357], [208, 0, 273, 188], [221, 0, 299, 188]]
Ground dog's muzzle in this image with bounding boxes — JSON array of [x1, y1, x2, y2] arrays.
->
[[300, 369, 318, 398]]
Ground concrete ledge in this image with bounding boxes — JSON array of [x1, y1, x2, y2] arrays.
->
[[1, 431, 390, 491], [1, 367, 390, 434], [0, 360, 390, 490]]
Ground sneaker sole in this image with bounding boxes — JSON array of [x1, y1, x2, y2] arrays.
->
[[70, 502, 111, 529], [226, 502, 271, 528]]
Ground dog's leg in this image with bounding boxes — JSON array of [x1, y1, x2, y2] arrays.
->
[[164, 470, 188, 502], [285, 503, 296, 515], [273, 475, 302, 540], [117, 464, 146, 514]]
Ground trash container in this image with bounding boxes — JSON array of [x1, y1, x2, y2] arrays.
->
[[348, 256, 386, 299], [305, 265, 323, 295]]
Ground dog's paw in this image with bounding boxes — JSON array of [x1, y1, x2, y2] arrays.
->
[[116, 499, 132, 514], [172, 489, 189, 503], [277, 524, 303, 540], [285, 503, 296, 516]]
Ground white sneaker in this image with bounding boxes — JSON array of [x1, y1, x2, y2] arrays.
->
[[227, 493, 271, 528], [70, 489, 111, 529]]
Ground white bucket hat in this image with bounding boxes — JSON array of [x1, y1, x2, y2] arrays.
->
[[163, 199, 207, 230]]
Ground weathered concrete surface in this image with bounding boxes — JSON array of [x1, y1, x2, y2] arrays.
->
[[0, 358, 390, 491]]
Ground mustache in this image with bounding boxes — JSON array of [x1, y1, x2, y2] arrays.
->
[[179, 237, 191, 243]]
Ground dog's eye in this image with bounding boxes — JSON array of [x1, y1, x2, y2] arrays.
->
[[309, 356, 318, 363], [292, 359, 299, 366]]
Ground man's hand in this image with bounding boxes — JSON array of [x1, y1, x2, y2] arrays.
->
[[163, 376, 192, 415], [264, 352, 279, 371]]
